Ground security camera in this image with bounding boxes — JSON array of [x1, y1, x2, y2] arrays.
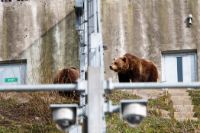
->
[[186, 14, 193, 27], [188, 14, 193, 23], [50, 104, 78, 132], [120, 99, 147, 127], [74, 0, 84, 17]]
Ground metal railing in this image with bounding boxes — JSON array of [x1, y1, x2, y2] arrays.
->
[[1, 81, 200, 92], [0, 84, 77, 92], [107, 82, 200, 90]]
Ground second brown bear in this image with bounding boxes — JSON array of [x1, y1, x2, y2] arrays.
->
[[53, 67, 80, 99], [110, 53, 158, 82]]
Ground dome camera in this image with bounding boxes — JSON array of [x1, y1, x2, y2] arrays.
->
[[50, 104, 78, 132], [120, 99, 147, 127]]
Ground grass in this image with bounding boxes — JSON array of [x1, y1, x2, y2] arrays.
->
[[188, 90, 200, 119], [106, 90, 200, 133], [105, 90, 140, 104], [0, 90, 199, 132], [0, 92, 66, 133], [106, 91, 175, 133], [147, 91, 174, 118], [106, 113, 200, 133]]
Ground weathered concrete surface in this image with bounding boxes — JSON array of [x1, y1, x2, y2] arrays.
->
[[102, 1, 200, 115], [102, 0, 200, 81], [0, 0, 200, 84], [0, 0, 79, 83]]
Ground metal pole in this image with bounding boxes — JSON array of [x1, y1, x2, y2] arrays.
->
[[0, 84, 76, 92], [86, 0, 105, 131], [79, 0, 88, 80], [88, 67, 104, 133], [111, 82, 200, 89], [87, 0, 105, 132]]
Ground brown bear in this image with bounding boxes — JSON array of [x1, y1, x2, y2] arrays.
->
[[53, 67, 80, 99], [110, 53, 158, 82]]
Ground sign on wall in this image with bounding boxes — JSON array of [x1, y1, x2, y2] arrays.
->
[[0, 60, 27, 85]]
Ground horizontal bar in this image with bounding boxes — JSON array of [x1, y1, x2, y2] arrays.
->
[[112, 82, 200, 89], [50, 104, 78, 108], [1, 82, 200, 92], [0, 84, 77, 92]]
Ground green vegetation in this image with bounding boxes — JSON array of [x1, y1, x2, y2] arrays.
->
[[0, 93, 62, 133], [188, 90, 200, 119], [148, 91, 174, 118], [0, 90, 199, 132], [107, 114, 200, 133], [105, 90, 140, 104], [106, 91, 200, 133]]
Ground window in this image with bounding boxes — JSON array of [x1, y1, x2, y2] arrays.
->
[[161, 50, 197, 83], [0, 59, 27, 85], [176, 57, 183, 82], [17, 0, 28, 1], [1, 0, 12, 2], [1, 0, 28, 2]]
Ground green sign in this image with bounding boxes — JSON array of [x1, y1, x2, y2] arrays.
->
[[4, 77, 18, 83]]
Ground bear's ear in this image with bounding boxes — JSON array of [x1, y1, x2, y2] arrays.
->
[[122, 56, 127, 62]]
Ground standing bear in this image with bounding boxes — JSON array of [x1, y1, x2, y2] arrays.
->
[[53, 67, 80, 99], [110, 53, 158, 82]]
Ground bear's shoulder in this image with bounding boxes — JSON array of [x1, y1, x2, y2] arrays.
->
[[53, 67, 79, 83]]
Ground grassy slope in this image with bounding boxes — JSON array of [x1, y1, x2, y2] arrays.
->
[[188, 90, 200, 119], [0, 90, 199, 132], [106, 90, 200, 133]]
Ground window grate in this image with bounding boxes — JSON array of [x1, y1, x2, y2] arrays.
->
[[1, 0, 12, 2], [1, 0, 29, 2], [17, 0, 29, 1]]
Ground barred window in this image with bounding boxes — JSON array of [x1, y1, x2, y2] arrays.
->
[[1, 0, 12, 2], [1, 0, 29, 2], [17, 0, 29, 1]]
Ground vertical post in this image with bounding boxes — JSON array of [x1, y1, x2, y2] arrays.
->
[[88, 67, 104, 133], [79, 0, 88, 106], [83, 0, 88, 77], [93, 0, 98, 33], [75, 0, 88, 132], [79, 0, 88, 80], [87, 0, 105, 132]]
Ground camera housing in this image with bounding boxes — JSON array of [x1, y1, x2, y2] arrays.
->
[[120, 99, 147, 127], [188, 14, 193, 24], [50, 104, 78, 131], [186, 14, 193, 28], [75, 0, 84, 17]]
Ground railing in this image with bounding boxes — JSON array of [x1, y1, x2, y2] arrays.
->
[[0, 84, 77, 92], [108, 82, 200, 90], [1, 81, 200, 92]]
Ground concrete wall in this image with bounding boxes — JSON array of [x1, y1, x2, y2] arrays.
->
[[0, 0, 79, 83], [0, 0, 200, 83], [102, 0, 200, 81]]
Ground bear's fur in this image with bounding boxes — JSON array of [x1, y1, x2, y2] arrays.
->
[[53, 67, 80, 99], [110, 53, 158, 82]]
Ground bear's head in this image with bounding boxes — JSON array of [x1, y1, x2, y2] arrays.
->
[[109, 56, 129, 73]]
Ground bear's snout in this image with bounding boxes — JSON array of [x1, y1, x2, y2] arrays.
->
[[109, 66, 113, 70]]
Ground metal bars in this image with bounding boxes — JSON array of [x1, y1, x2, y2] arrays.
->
[[0, 84, 77, 92], [1, 81, 200, 92], [109, 82, 200, 90]]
